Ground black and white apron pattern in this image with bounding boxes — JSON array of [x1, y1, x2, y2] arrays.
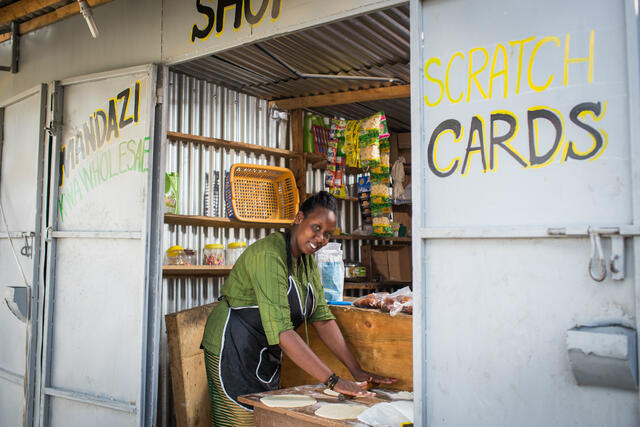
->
[[219, 274, 316, 410]]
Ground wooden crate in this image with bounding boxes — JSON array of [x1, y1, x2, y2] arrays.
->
[[165, 302, 217, 427]]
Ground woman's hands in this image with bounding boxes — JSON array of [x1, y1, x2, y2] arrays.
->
[[351, 368, 398, 385], [332, 378, 375, 398]]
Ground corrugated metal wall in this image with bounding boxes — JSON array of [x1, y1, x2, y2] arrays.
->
[[158, 71, 363, 425]]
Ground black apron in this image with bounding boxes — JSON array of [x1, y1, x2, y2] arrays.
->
[[219, 272, 317, 410]]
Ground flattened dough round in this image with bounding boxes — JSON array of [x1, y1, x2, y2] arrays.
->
[[315, 403, 366, 420], [260, 394, 316, 408], [323, 388, 340, 397]]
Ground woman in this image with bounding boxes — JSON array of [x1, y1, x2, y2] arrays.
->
[[201, 191, 396, 426]]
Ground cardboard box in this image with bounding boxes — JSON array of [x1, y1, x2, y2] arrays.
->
[[360, 244, 372, 280], [370, 245, 412, 282], [393, 205, 412, 235], [397, 132, 411, 149]]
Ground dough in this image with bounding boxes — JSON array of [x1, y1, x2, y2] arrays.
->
[[260, 394, 317, 408], [323, 388, 340, 397], [314, 403, 366, 420]]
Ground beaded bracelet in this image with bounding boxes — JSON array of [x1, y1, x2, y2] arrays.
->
[[324, 373, 340, 390]]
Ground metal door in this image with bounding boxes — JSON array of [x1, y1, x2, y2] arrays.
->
[[0, 85, 47, 427], [38, 65, 164, 427], [411, 0, 639, 425]]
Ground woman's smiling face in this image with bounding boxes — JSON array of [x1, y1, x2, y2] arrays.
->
[[290, 207, 337, 257]]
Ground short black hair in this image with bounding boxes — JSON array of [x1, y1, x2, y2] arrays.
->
[[299, 191, 338, 217]]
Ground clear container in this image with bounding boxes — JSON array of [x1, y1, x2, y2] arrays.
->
[[204, 243, 225, 266], [226, 242, 247, 266], [165, 245, 186, 265], [183, 249, 196, 265]]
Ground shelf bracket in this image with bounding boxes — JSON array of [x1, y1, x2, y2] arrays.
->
[[0, 22, 19, 74]]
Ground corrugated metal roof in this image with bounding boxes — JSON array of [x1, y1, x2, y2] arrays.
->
[[0, 0, 75, 34], [171, 4, 411, 131]]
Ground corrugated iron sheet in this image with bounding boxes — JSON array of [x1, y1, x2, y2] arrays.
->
[[159, 71, 366, 426], [171, 4, 410, 131]]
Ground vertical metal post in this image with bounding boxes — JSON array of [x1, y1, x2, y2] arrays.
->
[[0, 107, 4, 183], [24, 83, 48, 427], [11, 21, 19, 73], [409, 0, 426, 426], [38, 81, 64, 427], [623, 0, 640, 413], [142, 65, 168, 427]]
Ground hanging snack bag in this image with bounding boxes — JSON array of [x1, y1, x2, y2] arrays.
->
[[359, 128, 381, 168], [344, 119, 361, 168], [357, 175, 372, 224], [331, 118, 347, 158], [360, 111, 390, 140]]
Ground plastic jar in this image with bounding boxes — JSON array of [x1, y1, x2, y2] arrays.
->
[[165, 245, 186, 265], [226, 242, 247, 266], [204, 243, 225, 266], [183, 249, 196, 265]]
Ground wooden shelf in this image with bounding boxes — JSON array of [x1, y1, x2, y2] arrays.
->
[[331, 234, 411, 243], [167, 132, 299, 159], [344, 280, 412, 290], [163, 265, 232, 277], [165, 214, 292, 229]]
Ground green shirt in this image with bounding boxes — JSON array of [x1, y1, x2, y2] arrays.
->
[[201, 232, 335, 355]]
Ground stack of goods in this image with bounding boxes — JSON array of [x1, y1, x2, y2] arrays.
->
[[353, 287, 413, 316], [326, 119, 347, 198], [345, 112, 392, 236]]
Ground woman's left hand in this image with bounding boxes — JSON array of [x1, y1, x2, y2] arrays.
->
[[352, 369, 398, 385]]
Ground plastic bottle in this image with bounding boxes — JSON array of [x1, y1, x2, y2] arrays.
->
[[303, 113, 315, 153]]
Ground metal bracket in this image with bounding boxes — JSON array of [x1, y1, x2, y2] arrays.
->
[[19, 232, 35, 258], [586, 226, 631, 283], [610, 235, 625, 281], [0, 22, 19, 73]]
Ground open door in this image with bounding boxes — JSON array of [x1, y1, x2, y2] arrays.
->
[[38, 65, 165, 427], [412, 0, 640, 425], [0, 86, 47, 427]]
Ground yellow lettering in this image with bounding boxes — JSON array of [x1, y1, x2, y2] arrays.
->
[[564, 30, 595, 85], [467, 47, 489, 102], [508, 36, 535, 94], [489, 43, 508, 99], [528, 36, 560, 93], [424, 57, 444, 107], [446, 52, 464, 103]]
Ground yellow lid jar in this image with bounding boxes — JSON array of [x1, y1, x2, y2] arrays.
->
[[226, 241, 247, 266], [203, 243, 225, 266]]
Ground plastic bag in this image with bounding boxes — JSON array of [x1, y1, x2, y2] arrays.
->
[[380, 287, 413, 317], [358, 401, 413, 427], [353, 292, 389, 308], [164, 172, 179, 214], [391, 156, 406, 201], [314, 242, 344, 302]]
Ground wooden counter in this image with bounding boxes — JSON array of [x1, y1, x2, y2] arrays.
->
[[282, 306, 413, 391], [165, 303, 412, 427], [238, 384, 389, 426]]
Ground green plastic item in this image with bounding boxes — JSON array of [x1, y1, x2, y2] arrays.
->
[[303, 113, 314, 153], [164, 172, 179, 214]]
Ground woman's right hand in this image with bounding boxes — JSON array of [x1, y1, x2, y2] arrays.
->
[[332, 378, 375, 398]]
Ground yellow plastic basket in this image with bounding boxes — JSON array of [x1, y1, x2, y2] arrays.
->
[[224, 164, 299, 224]]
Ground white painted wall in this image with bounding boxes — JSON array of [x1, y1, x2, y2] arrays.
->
[[0, 0, 162, 102]]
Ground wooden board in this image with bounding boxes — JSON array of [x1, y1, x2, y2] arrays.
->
[[281, 306, 413, 391], [238, 384, 388, 427], [165, 303, 217, 427]]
